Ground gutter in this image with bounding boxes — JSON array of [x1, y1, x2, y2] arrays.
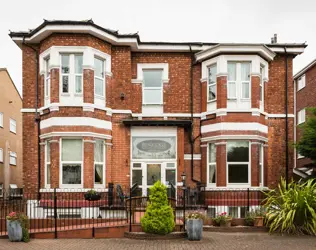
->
[[22, 38, 41, 198], [284, 47, 289, 188]]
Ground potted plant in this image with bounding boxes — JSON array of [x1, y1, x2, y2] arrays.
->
[[254, 207, 266, 227], [6, 212, 30, 242], [186, 211, 205, 241], [213, 212, 232, 227], [244, 210, 255, 226], [84, 189, 101, 201]]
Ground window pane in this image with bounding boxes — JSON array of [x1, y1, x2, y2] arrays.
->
[[143, 70, 163, 87], [228, 164, 248, 183], [166, 169, 176, 185], [62, 139, 82, 161], [95, 164, 103, 184], [46, 143, 50, 162], [209, 143, 216, 163], [227, 82, 236, 98], [208, 65, 216, 83], [47, 163, 51, 185], [147, 164, 161, 185], [208, 84, 216, 101], [95, 78, 104, 96], [133, 163, 141, 168], [62, 164, 81, 184], [228, 207, 238, 218], [240, 207, 247, 218], [228, 63, 236, 81], [45, 79, 50, 96], [242, 82, 250, 98], [227, 141, 249, 162], [75, 55, 83, 74], [209, 165, 216, 184], [94, 58, 104, 78], [241, 63, 250, 81], [46, 58, 50, 77], [75, 76, 82, 93], [94, 140, 104, 162], [61, 55, 70, 73], [132, 169, 142, 186], [260, 85, 263, 101], [62, 76, 69, 93], [143, 89, 162, 104]]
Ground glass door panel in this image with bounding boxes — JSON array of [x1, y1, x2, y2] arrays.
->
[[147, 164, 161, 185]]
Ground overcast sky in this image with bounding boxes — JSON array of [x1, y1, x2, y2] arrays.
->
[[0, 0, 315, 95]]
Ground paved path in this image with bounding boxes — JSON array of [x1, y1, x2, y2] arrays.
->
[[0, 232, 315, 250]]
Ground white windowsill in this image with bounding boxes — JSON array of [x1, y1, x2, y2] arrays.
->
[[40, 188, 109, 192], [205, 186, 269, 191]]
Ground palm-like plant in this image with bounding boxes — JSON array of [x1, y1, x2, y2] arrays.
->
[[263, 178, 316, 235]]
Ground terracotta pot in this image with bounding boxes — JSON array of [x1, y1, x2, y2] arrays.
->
[[220, 219, 232, 227], [254, 216, 264, 227]]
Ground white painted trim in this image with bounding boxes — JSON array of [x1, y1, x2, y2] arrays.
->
[[214, 142, 227, 146], [83, 140, 96, 144], [112, 109, 133, 114], [131, 126, 177, 136], [271, 46, 305, 54], [21, 108, 37, 113], [40, 117, 112, 130], [201, 135, 268, 143], [201, 108, 268, 119], [268, 114, 295, 118], [134, 63, 169, 82], [132, 113, 201, 118], [40, 188, 108, 193], [40, 132, 112, 140], [184, 154, 201, 160], [201, 122, 268, 134], [204, 187, 269, 191]]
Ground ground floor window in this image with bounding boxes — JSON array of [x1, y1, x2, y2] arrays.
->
[[228, 206, 247, 218], [227, 141, 250, 185], [208, 143, 216, 185], [61, 139, 83, 187], [259, 144, 264, 186], [45, 141, 51, 187], [94, 139, 105, 187]]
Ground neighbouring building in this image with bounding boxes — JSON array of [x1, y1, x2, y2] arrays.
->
[[0, 68, 23, 192], [293, 60, 316, 179], [10, 20, 306, 202]]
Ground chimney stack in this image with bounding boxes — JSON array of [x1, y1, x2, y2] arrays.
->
[[271, 34, 278, 44]]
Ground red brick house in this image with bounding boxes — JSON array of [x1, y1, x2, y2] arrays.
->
[[293, 59, 316, 178], [10, 20, 306, 201]]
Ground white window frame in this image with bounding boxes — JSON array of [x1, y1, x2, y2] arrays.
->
[[227, 62, 251, 100], [94, 57, 106, 99], [259, 144, 264, 187], [60, 54, 83, 96], [0, 148, 3, 163], [94, 140, 106, 188], [60, 138, 83, 188], [226, 141, 251, 187], [297, 153, 305, 159], [9, 151, 17, 166], [207, 143, 216, 187], [259, 66, 264, 110], [297, 75, 306, 91], [45, 141, 51, 188], [297, 108, 306, 125], [207, 64, 217, 102], [0, 112, 2, 128], [228, 206, 248, 218], [10, 118, 16, 134], [142, 69, 163, 105], [44, 57, 51, 103]]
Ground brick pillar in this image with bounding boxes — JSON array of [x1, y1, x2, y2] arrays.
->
[[50, 69, 59, 103], [177, 127, 185, 183], [50, 138, 60, 188], [201, 80, 207, 112], [251, 142, 260, 186], [84, 69, 94, 103], [216, 142, 226, 186], [251, 75, 260, 109], [217, 76, 227, 109], [83, 137, 94, 188]]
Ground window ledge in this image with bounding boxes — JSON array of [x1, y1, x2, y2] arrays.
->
[[204, 186, 269, 191], [95, 95, 105, 100], [74, 93, 83, 97], [40, 188, 109, 193], [207, 99, 217, 103], [61, 93, 71, 97], [142, 104, 163, 106]]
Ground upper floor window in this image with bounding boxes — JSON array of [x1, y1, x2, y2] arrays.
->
[[61, 54, 83, 95], [0, 112, 3, 128], [227, 62, 251, 100], [142, 70, 163, 105], [0, 148, 3, 163], [297, 108, 306, 125], [297, 75, 306, 91], [45, 57, 50, 99], [208, 143, 216, 185], [208, 65, 217, 102], [9, 151, 17, 166], [94, 57, 105, 98], [10, 118, 16, 134]]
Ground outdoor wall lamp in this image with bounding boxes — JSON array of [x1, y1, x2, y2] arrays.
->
[[181, 172, 186, 188]]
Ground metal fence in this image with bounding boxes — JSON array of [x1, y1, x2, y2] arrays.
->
[[0, 186, 266, 237]]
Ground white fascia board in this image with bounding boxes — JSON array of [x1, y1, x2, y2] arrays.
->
[[40, 132, 112, 140], [201, 134, 268, 143], [201, 122, 268, 134], [132, 113, 201, 118], [40, 117, 112, 130], [269, 47, 305, 54]]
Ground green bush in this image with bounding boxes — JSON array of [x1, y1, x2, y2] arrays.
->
[[244, 211, 255, 226], [141, 181, 175, 234], [263, 178, 316, 235]]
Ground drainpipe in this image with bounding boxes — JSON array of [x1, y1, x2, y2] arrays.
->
[[284, 47, 289, 188], [189, 45, 200, 184], [22, 38, 41, 197]]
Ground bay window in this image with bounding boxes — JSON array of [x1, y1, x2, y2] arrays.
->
[[94, 57, 105, 98], [61, 139, 83, 187], [227, 62, 251, 100], [227, 141, 250, 185], [45, 141, 51, 187], [208, 143, 216, 185], [94, 140, 105, 187], [208, 65, 217, 101], [60, 54, 83, 95], [142, 69, 163, 105]]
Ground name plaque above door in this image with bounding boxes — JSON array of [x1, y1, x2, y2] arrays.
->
[[132, 137, 176, 159]]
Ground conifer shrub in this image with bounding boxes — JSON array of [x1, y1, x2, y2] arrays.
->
[[141, 181, 175, 234]]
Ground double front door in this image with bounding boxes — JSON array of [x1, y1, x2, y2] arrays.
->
[[131, 162, 176, 197]]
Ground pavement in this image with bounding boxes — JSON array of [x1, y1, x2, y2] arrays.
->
[[0, 232, 315, 250]]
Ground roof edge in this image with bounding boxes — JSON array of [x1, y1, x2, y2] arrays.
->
[[0, 68, 22, 100], [294, 58, 316, 79]]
